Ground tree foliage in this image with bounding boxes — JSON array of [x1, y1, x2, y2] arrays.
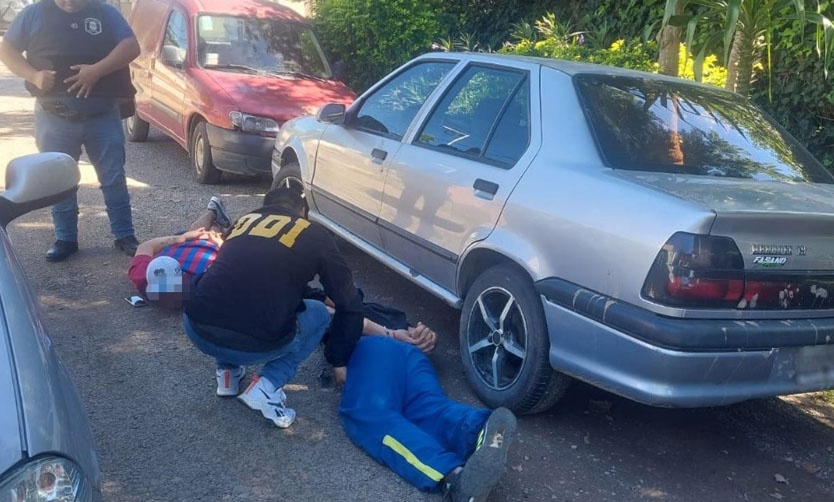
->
[[311, 0, 440, 92], [751, 3, 834, 169], [662, 0, 834, 95]]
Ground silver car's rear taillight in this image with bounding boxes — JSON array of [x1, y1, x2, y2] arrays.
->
[[642, 232, 745, 308], [644, 232, 834, 310]]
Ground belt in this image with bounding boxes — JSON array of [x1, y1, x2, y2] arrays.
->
[[38, 102, 112, 122]]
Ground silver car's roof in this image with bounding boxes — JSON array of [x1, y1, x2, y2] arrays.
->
[[413, 51, 719, 87]]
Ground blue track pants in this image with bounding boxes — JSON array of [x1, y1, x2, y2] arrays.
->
[[339, 336, 489, 492]]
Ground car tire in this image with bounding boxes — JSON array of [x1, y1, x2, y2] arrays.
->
[[460, 264, 571, 414], [191, 121, 222, 185], [270, 161, 302, 191], [124, 114, 149, 142]]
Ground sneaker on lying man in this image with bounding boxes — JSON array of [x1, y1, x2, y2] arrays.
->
[[207, 196, 232, 230], [443, 407, 517, 502]]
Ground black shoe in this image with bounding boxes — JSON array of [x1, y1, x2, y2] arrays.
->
[[444, 407, 517, 501], [45, 240, 79, 262], [114, 235, 139, 256]]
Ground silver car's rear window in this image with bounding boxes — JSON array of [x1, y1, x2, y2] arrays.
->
[[575, 75, 834, 183]]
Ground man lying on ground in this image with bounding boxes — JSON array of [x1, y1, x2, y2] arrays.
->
[[127, 196, 231, 308], [340, 335, 517, 501]]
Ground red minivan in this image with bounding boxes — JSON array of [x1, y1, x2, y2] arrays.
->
[[125, 0, 354, 183]]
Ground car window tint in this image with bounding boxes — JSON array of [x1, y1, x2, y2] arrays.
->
[[354, 61, 455, 140], [576, 75, 834, 183], [163, 10, 187, 51], [416, 65, 526, 165], [484, 84, 530, 165]]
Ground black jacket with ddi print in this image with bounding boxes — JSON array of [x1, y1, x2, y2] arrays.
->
[[184, 205, 364, 367]]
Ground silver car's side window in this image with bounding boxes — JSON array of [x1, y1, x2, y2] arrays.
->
[[354, 62, 455, 140], [483, 84, 530, 165], [415, 65, 528, 167]]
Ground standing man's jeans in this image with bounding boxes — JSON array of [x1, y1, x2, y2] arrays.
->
[[34, 106, 134, 242], [182, 300, 332, 389]]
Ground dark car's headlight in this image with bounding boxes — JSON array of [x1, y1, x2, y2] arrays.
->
[[0, 456, 94, 501], [229, 111, 279, 135]]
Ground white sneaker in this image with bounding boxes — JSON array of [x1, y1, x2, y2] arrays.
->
[[237, 376, 296, 428], [216, 366, 246, 397]]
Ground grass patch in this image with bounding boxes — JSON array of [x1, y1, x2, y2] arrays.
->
[[820, 390, 834, 404]]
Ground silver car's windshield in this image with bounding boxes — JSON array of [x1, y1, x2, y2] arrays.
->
[[196, 15, 330, 79], [576, 75, 834, 183]]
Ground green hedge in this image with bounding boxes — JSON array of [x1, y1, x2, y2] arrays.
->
[[312, 0, 440, 92], [749, 6, 834, 170]]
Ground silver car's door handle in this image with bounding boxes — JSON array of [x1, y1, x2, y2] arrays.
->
[[371, 148, 387, 163], [371, 148, 387, 170], [473, 178, 498, 200]]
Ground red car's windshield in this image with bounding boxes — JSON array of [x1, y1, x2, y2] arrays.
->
[[196, 15, 330, 79]]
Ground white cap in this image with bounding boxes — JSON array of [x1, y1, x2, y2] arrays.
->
[[145, 256, 183, 295]]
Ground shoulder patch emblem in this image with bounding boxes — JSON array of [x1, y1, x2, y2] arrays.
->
[[84, 18, 102, 35]]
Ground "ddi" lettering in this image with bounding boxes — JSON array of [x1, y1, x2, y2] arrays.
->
[[226, 213, 311, 248]]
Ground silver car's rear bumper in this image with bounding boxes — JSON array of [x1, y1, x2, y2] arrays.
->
[[538, 279, 834, 407]]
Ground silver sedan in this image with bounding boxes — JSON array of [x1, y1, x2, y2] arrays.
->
[[272, 52, 834, 413], [0, 153, 102, 501]]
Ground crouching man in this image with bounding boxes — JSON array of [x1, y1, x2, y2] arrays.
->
[[182, 183, 364, 428]]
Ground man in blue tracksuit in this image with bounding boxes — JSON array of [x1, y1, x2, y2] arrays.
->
[[339, 335, 517, 501], [0, 0, 140, 261]]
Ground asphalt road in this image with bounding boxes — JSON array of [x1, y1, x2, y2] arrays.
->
[[2, 63, 834, 502]]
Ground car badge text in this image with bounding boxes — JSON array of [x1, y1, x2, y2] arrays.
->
[[752, 256, 787, 267], [751, 244, 806, 256]]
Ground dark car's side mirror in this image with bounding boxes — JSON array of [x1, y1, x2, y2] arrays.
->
[[317, 103, 346, 125], [0, 153, 80, 228], [160, 45, 186, 68]]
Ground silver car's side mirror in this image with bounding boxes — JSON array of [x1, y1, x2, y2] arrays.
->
[[317, 103, 346, 124], [0, 152, 80, 228]]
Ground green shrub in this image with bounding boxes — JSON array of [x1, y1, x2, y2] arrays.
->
[[748, 2, 834, 171], [678, 44, 727, 87], [500, 13, 658, 72], [312, 0, 440, 93]]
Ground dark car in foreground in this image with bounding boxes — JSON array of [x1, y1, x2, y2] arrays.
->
[[273, 52, 834, 414], [0, 153, 101, 500]]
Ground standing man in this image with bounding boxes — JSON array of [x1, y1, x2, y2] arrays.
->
[[0, 0, 140, 261], [183, 184, 365, 428]]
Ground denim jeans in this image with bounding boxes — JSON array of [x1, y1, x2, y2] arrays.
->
[[182, 299, 331, 389], [34, 105, 134, 242]]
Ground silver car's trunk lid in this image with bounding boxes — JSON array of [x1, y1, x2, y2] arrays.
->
[[622, 172, 834, 267], [622, 172, 834, 215]]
